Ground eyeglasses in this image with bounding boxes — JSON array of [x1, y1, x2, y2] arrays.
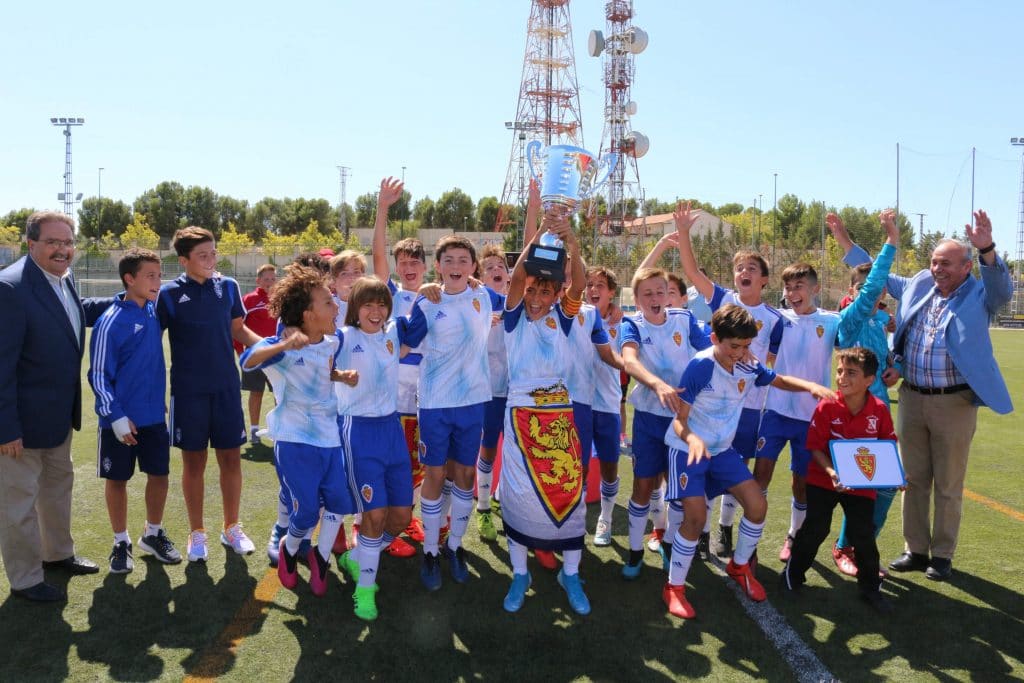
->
[[38, 239, 75, 249]]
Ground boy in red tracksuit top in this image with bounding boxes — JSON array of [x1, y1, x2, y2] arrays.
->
[[781, 347, 897, 614]]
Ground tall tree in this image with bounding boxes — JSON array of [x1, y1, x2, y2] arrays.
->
[[434, 188, 475, 231], [181, 185, 220, 234], [133, 181, 185, 239], [76, 197, 133, 239], [413, 197, 435, 229], [476, 196, 500, 235], [0, 208, 37, 232], [354, 192, 377, 227], [218, 196, 249, 234], [387, 190, 412, 222]]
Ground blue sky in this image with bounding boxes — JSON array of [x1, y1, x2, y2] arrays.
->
[[2, 1, 1022, 250]]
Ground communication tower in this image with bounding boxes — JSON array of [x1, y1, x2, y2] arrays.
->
[[495, 0, 585, 244], [589, 1, 648, 235]]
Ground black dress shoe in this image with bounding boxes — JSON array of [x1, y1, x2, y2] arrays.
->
[[11, 581, 65, 602], [889, 551, 929, 572], [925, 557, 952, 581], [42, 555, 100, 575]]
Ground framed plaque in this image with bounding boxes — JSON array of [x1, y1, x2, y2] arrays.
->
[[828, 439, 904, 489]]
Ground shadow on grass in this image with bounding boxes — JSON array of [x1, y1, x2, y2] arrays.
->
[[270, 502, 791, 681], [768, 563, 1024, 682], [0, 572, 74, 682], [242, 440, 275, 465]]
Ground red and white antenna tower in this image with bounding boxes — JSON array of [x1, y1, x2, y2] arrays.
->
[[495, 0, 584, 245], [589, 1, 649, 235]]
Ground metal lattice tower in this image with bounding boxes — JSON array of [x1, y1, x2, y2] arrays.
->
[[1012, 137, 1024, 316], [337, 165, 351, 240], [589, 1, 648, 236], [495, 0, 584, 244], [50, 116, 84, 220]]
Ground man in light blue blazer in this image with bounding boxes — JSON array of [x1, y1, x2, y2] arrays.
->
[[835, 210, 1013, 581]]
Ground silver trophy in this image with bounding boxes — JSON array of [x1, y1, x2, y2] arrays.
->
[[525, 142, 618, 280]]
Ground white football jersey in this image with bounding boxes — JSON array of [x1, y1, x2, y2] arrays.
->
[[621, 308, 710, 417], [565, 304, 610, 406], [707, 284, 785, 411], [593, 312, 623, 415], [767, 308, 840, 421], [247, 335, 341, 448], [335, 322, 408, 417], [665, 348, 777, 456], [504, 300, 574, 385], [405, 287, 503, 409]]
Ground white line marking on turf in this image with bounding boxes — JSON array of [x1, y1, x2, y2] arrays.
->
[[707, 555, 836, 683]]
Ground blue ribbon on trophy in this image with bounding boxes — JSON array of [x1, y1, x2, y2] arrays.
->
[[525, 141, 618, 281]]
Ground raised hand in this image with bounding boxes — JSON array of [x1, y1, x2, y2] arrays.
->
[[377, 176, 405, 211], [673, 201, 697, 235], [527, 178, 542, 215], [966, 210, 994, 251], [879, 208, 899, 245]]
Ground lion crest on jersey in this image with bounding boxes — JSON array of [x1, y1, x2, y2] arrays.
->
[[756, 319, 764, 331], [473, 299, 481, 313], [361, 484, 374, 503], [386, 339, 395, 355], [609, 327, 617, 339], [672, 331, 682, 347], [816, 324, 825, 339], [510, 407, 583, 525], [855, 446, 876, 481], [545, 317, 557, 330], [678, 473, 689, 490], [577, 313, 585, 326], [756, 437, 766, 452], [737, 379, 746, 393]]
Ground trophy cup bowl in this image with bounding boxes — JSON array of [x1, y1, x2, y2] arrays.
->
[[523, 142, 618, 281]]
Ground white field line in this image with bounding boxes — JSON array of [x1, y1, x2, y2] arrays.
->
[[706, 554, 837, 683]]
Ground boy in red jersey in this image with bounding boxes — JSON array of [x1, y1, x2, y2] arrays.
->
[[781, 347, 897, 613]]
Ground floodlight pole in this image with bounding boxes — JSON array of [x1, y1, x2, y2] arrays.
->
[[1011, 137, 1024, 316], [98, 167, 104, 234], [51, 116, 84, 220], [772, 173, 778, 265], [401, 165, 406, 238]]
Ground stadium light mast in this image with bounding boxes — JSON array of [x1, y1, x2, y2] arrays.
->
[[51, 117, 84, 222], [1011, 137, 1024, 316]]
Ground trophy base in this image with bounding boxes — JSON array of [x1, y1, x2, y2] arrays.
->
[[523, 243, 567, 282]]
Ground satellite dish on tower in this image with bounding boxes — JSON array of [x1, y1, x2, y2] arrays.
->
[[622, 131, 650, 158], [588, 30, 605, 57], [626, 27, 649, 54], [625, 101, 638, 116]]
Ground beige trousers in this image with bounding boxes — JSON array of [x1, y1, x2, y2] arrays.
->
[[897, 385, 978, 560], [0, 430, 76, 590]]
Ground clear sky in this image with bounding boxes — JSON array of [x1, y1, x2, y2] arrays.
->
[[2, 1, 1022, 250]]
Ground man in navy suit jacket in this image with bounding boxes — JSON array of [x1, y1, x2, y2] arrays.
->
[[0, 211, 110, 601]]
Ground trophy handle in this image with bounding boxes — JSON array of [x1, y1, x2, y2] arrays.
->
[[526, 140, 543, 183], [582, 153, 619, 198]]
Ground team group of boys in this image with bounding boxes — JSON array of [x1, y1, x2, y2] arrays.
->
[[88, 175, 904, 623]]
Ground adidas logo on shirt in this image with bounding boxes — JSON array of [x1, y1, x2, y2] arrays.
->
[[642, 337, 653, 344], [353, 344, 365, 353], [134, 323, 144, 334], [178, 293, 191, 303], [434, 311, 447, 320], [295, 357, 305, 366]]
